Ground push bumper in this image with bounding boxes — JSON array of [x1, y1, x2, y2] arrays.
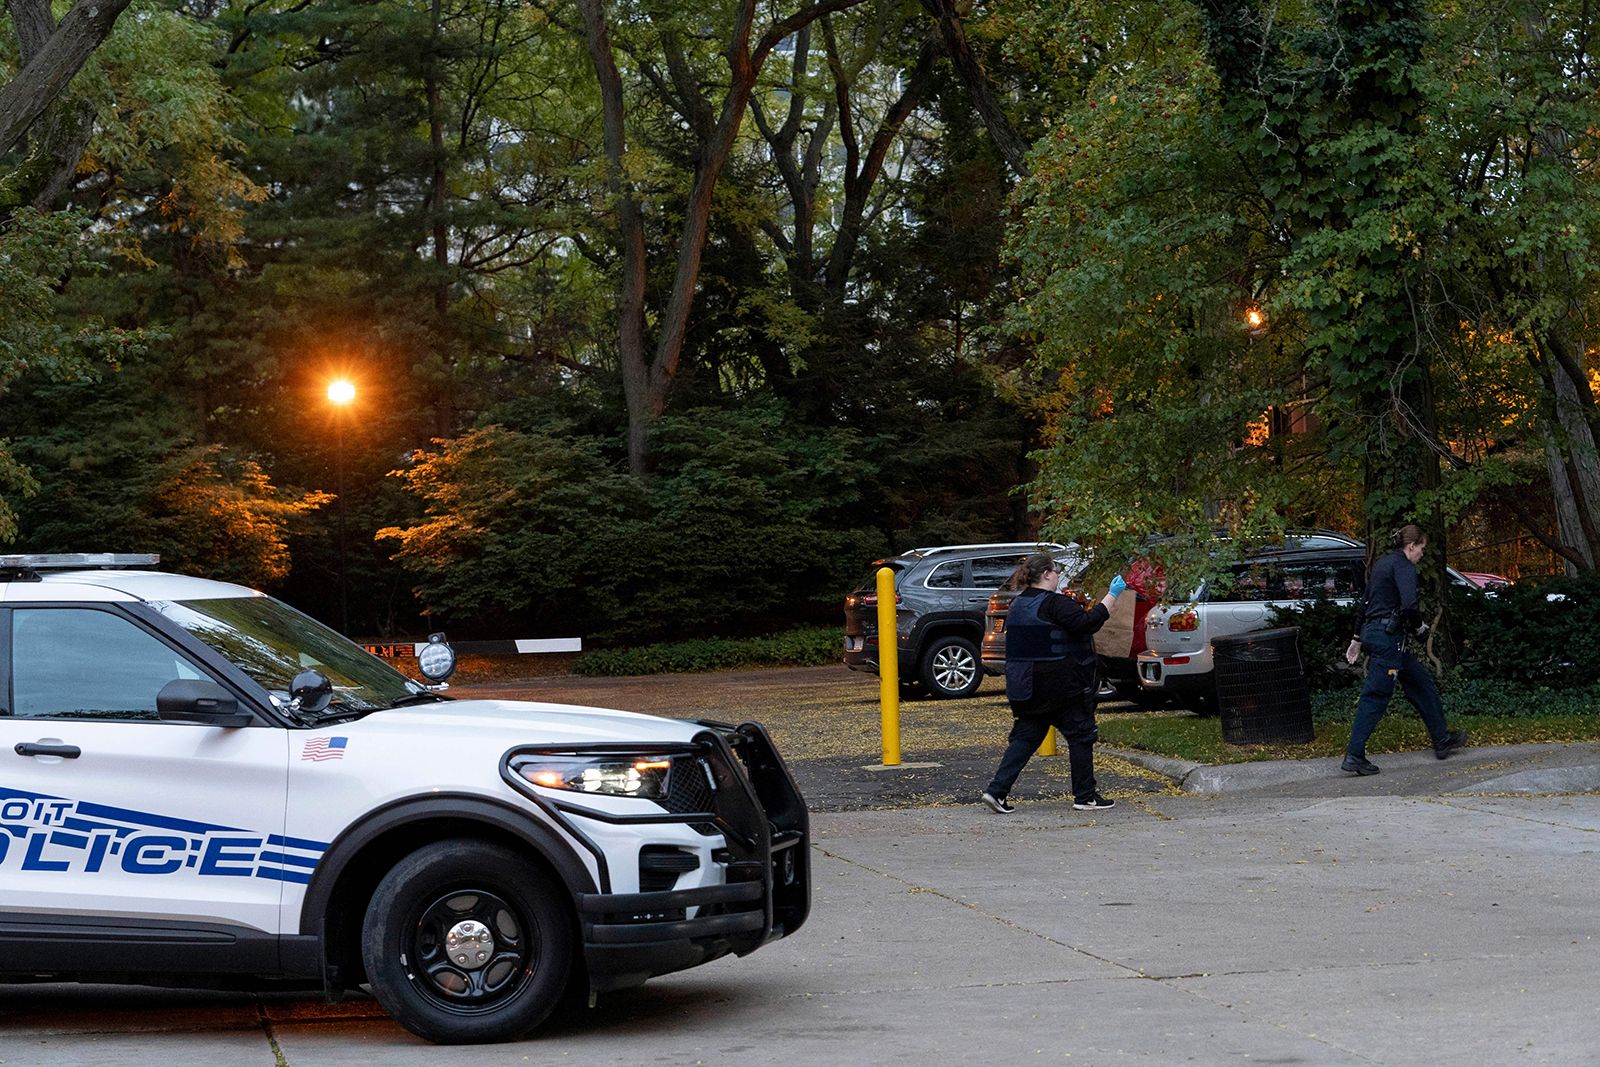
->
[[564, 723, 811, 992]]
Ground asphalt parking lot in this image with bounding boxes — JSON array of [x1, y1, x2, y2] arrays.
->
[[4, 667, 1598, 1065]]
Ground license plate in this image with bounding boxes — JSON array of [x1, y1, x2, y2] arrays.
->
[[844, 636, 864, 652]]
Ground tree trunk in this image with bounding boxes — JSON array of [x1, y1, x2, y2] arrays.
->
[[821, 23, 939, 291], [0, 0, 133, 156], [577, 0, 869, 474], [918, 0, 1029, 178], [423, 0, 456, 438], [1518, 9, 1600, 571], [575, 0, 652, 473], [0, 0, 100, 213], [426, 0, 450, 324], [1537, 345, 1600, 572]]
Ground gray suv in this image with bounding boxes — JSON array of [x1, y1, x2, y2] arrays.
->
[[842, 543, 1077, 698]]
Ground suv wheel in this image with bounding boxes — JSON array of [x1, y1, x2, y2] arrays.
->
[[361, 840, 575, 1044], [920, 635, 982, 699]]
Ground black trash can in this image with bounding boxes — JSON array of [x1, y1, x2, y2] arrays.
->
[[1212, 627, 1315, 744]]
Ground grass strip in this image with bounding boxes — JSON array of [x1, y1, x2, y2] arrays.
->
[[1099, 704, 1600, 765]]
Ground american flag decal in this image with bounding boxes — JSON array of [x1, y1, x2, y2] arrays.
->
[[302, 736, 348, 762]]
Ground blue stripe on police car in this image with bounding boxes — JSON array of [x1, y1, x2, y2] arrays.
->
[[0, 786, 327, 881]]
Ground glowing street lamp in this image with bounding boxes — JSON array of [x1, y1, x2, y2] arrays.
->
[[327, 379, 356, 633], [1244, 306, 1267, 336]]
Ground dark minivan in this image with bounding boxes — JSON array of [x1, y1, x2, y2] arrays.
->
[[842, 542, 1081, 699]]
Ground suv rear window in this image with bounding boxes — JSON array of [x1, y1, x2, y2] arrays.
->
[[1209, 559, 1364, 602], [925, 561, 966, 588], [851, 559, 913, 594], [970, 555, 1025, 589]]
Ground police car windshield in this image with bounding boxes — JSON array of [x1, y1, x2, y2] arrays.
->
[[151, 596, 422, 715]]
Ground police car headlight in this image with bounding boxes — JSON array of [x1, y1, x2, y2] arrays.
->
[[512, 755, 675, 800]]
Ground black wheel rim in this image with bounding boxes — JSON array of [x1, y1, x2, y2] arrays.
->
[[404, 887, 537, 1015]]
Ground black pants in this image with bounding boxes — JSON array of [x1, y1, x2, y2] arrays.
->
[[985, 687, 1098, 804]]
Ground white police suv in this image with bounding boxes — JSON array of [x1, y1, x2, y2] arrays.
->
[[0, 555, 809, 1044]]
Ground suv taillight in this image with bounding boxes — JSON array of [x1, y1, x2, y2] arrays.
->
[[1168, 610, 1197, 632], [862, 594, 901, 606]]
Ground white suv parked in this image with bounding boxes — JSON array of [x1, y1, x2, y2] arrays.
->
[[1138, 534, 1472, 713], [0, 555, 808, 1044]]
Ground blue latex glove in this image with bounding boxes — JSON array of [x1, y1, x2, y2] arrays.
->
[[1108, 574, 1129, 599]]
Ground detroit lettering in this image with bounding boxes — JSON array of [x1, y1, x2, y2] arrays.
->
[[0, 787, 325, 881]]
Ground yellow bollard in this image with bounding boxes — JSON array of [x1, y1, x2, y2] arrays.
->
[[1037, 726, 1057, 757], [876, 566, 901, 766]]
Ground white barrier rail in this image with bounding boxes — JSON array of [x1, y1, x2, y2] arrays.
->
[[364, 638, 582, 658]]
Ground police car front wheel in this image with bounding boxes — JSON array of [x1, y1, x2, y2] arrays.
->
[[360, 840, 575, 1044]]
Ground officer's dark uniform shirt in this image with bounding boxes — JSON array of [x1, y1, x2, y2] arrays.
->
[[1004, 587, 1109, 714], [1362, 548, 1423, 631]]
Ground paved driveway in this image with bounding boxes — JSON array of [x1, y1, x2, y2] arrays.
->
[[455, 665, 1183, 809]]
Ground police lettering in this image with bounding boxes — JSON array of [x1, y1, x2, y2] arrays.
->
[[0, 789, 320, 880]]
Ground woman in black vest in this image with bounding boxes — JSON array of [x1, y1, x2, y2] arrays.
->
[[981, 553, 1127, 813]]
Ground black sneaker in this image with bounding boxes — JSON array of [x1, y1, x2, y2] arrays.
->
[[1434, 731, 1467, 759], [981, 792, 1015, 814], [1341, 753, 1380, 776], [1072, 793, 1115, 810]]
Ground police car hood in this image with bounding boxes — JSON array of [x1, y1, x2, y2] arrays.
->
[[361, 698, 706, 745]]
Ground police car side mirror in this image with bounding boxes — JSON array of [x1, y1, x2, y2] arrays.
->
[[290, 670, 334, 715], [157, 679, 252, 727]]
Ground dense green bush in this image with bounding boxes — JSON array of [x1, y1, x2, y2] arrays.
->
[[1275, 573, 1600, 693], [1267, 596, 1364, 692], [574, 627, 844, 676], [1310, 677, 1600, 721], [1449, 574, 1600, 685], [379, 405, 884, 643]]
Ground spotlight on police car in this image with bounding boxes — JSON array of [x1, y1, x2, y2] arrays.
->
[[417, 632, 457, 683]]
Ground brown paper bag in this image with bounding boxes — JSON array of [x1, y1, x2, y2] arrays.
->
[[1094, 591, 1135, 658]]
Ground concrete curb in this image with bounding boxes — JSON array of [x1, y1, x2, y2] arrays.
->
[[1105, 742, 1600, 796], [1102, 746, 1337, 794], [1101, 747, 1202, 788], [1458, 765, 1600, 794]]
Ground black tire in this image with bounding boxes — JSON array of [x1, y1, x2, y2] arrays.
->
[[361, 840, 575, 1045], [919, 635, 983, 699], [1181, 684, 1219, 717]]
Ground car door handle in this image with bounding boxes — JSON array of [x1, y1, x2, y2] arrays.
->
[[15, 742, 81, 759], [967, 596, 989, 602]]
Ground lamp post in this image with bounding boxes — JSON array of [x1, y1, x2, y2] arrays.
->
[[327, 379, 356, 634]]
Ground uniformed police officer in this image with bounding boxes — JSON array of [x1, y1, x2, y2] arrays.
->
[[981, 553, 1127, 813], [1341, 524, 1467, 775]]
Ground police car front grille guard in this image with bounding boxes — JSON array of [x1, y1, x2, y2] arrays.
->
[[502, 725, 808, 948]]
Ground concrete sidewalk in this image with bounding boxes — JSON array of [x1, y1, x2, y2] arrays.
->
[[1111, 740, 1600, 798]]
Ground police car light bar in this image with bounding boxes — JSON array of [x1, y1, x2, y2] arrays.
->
[[0, 553, 161, 570]]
